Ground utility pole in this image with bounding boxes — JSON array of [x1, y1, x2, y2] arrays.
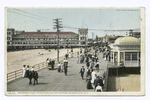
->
[[53, 18, 63, 63], [92, 32, 94, 45]]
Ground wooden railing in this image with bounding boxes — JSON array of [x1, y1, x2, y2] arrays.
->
[[7, 51, 79, 82], [7, 61, 47, 82]]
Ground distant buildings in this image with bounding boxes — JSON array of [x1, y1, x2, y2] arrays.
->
[[129, 30, 141, 38], [7, 28, 90, 51], [78, 28, 88, 47], [7, 28, 15, 50], [7, 28, 80, 51]]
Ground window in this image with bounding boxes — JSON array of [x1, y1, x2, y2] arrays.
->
[[125, 53, 131, 61], [7, 37, 10, 40], [125, 52, 137, 61], [7, 42, 10, 45], [132, 53, 137, 60]]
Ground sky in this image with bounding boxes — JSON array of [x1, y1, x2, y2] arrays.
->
[[7, 7, 141, 38]]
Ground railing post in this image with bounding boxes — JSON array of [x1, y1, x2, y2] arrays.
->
[[43, 62, 44, 68], [15, 71, 16, 79], [7, 74, 8, 82]]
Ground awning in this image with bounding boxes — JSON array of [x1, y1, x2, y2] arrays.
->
[[111, 49, 140, 52], [111, 49, 117, 52], [122, 50, 140, 52]]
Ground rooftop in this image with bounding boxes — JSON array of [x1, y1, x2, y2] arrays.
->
[[114, 36, 140, 45], [20, 32, 78, 35]]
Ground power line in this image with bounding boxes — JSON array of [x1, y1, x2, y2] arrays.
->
[[7, 9, 51, 26], [13, 8, 51, 21], [63, 25, 140, 32]]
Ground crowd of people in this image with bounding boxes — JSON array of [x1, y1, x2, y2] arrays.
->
[[22, 65, 38, 85], [57, 58, 68, 76], [21, 47, 109, 90], [77, 46, 107, 92]]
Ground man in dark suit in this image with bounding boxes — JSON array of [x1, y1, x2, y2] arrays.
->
[[80, 66, 85, 80], [64, 62, 68, 76], [94, 76, 104, 90], [86, 61, 90, 68], [28, 71, 32, 85], [34, 71, 38, 85]]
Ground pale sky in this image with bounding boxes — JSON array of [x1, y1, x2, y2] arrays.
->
[[7, 8, 141, 38]]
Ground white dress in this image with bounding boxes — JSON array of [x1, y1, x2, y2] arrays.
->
[[23, 67, 26, 77], [91, 71, 96, 84]]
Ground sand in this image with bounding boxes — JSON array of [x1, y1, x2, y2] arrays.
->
[[7, 48, 80, 73]]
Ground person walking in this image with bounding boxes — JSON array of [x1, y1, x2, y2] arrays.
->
[[26, 65, 30, 77], [57, 62, 61, 72], [61, 62, 64, 72], [95, 62, 100, 72], [95, 56, 98, 63], [65, 53, 68, 60], [22, 65, 26, 78], [79, 66, 85, 80], [86, 67, 91, 77], [63, 58, 66, 66], [64, 62, 68, 76], [71, 48, 73, 58], [28, 71, 32, 85], [94, 76, 104, 91], [76, 56, 79, 64], [90, 61, 95, 69], [34, 71, 38, 85], [86, 61, 90, 68], [85, 56, 89, 63]]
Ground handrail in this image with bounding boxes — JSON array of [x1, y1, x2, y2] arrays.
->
[[7, 50, 79, 82]]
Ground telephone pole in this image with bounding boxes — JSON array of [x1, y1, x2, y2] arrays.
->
[[92, 32, 94, 44], [53, 18, 63, 63]]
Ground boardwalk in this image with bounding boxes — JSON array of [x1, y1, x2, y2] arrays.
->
[[7, 52, 108, 91]]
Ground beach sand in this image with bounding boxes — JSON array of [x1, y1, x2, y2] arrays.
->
[[7, 48, 80, 73]]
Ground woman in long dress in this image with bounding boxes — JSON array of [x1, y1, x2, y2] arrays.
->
[[61, 62, 64, 72], [22, 65, 26, 78]]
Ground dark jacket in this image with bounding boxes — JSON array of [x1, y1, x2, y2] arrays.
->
[[80, 68, 85, 73], [86, 69, 91, 77], [64, 65, 68, 71], [86, 62, 90, 67], [28, 71, 32, 79], [34, 72, 38, 80], [94, 77, 104, 87]]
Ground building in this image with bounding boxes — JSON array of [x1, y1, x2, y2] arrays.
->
[[7, 28, 79, 51], [110, 36, 140, 67], [108, 36, 141, 76], [7, 28, 15, 50], [78, 28, 88, 47], [129, 30, 141, 38]]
